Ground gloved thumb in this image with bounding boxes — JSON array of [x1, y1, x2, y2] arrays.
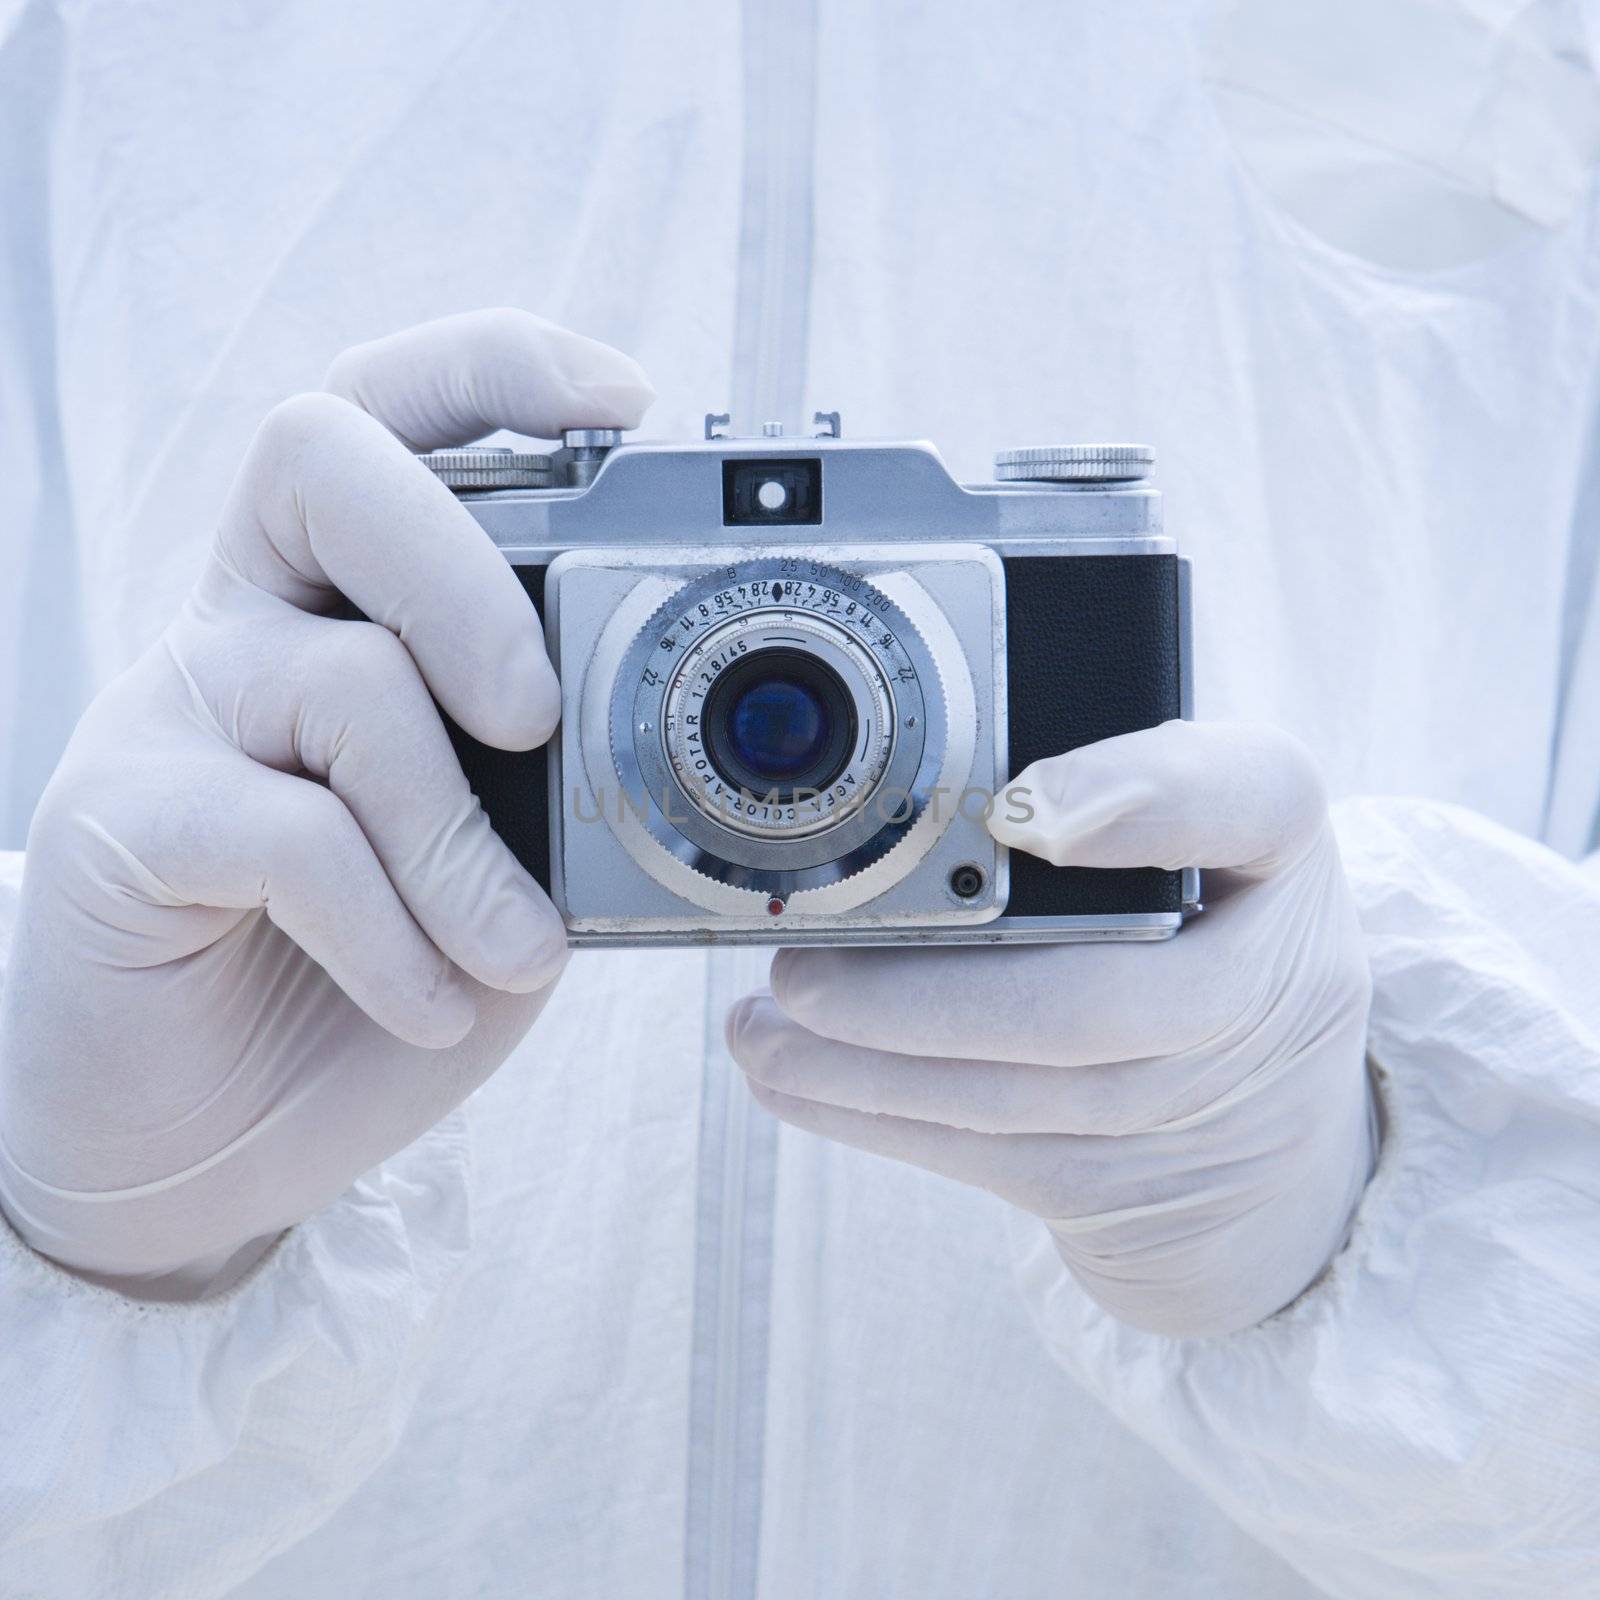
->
[[988, 720, 1327, 876]]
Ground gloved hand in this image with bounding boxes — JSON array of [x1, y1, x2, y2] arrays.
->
[[729, 720, 1377, 1337], [0, 309, 653, 1297]]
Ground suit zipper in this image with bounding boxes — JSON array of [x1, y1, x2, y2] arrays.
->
[[686, 946, 780, 1600], [683, 7, 819, 1598]]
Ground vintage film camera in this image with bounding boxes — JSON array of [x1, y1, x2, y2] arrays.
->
[[420, 416, 1195, 946]]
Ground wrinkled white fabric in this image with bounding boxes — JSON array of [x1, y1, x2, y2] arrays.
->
[[731, 721, 1376, 1336], [1014, 797, 1600, 1597], [1205, 0, 1600, 269], [0, 312, 650, 1294], [2, 2, 1600, 1598], [0, 1103, 474, 1596]]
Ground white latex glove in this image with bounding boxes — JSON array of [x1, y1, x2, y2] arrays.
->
[[0, 309, 653, 1298], [729, 720, 1377, 1336]]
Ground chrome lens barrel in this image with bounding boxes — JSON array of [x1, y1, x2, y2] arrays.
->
[[607, 557, 947, 895]]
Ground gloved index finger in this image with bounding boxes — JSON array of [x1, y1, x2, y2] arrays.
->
[[322, 308, 655, 449], [216, 391, 556, 751], [767, 927, 1258, 1069], [990, 719, 1329, 878]]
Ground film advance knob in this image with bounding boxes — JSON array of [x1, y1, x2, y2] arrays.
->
[[993, 443, 1155, 483], [416, 446, 556, 489]]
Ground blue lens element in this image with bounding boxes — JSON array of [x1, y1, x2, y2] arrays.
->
[[727, 677, 829, 782]]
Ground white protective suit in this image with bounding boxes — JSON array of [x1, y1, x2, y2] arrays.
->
[[2, 2, 1600, 1598]]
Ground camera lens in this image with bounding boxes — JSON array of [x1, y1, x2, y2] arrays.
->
[[703, 648, 857, 801], [729, 678, 827, 779]]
